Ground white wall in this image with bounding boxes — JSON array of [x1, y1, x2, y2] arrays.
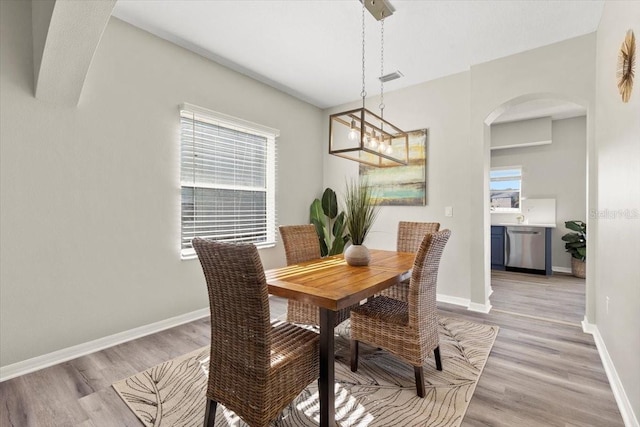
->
[[491, 117, 552, 149], [3, 10, 637, 424], [324, 35, 596, 310], [469, 34, 596, 310], [323, 72, 473, 302], [491, 117, 587, 269], [0, 1, 324, 367], [594, 1, 640, 421]]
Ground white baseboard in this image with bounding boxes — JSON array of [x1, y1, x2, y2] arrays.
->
[[436, 294, 492, 314], [0, 308, 210, 382], [436, 293, 471, 308], [468, 301, 492, 313], [581, 316, 597, 334], [582, 320, 639, 427], [553, 266, 572, 274]]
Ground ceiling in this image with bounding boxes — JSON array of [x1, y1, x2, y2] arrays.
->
[[112, 0, 604, 113]]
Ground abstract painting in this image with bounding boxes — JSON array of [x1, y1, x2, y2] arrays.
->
[[360, 129, 427, 206]]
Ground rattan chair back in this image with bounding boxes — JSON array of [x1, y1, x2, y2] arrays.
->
[[193, 238, 320, 426], [408, 229, 451, 330], [350, 229, 451, 396], [279, 224, 321, 265], [397, 221, 441, 252], [379, 221, 441, 302], [279, 224, 352, 327], [192, 238, 272, 383]]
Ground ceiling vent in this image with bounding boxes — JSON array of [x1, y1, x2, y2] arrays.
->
[[379, 70, 403, 83]]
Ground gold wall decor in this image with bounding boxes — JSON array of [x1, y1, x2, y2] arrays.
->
[[617, 29, 636, 103]]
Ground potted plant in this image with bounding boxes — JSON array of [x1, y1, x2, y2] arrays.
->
[[343, 178, 379, 266], [310, 188, 350, 256], [561, 220, 586, 278]]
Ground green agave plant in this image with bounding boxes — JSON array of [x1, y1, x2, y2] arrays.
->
[[561, 220, 586, 261], [310, 188, 350, 256]]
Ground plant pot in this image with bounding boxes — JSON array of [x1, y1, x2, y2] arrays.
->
[[344, 244, 370, 266], [571, 257, 586, 279]]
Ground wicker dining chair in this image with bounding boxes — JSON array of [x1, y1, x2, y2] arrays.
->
[[192, 238, 319, 427], [279, 224, 352, 327], [350, 229, 451, 398], [378, 221, 441, 302]]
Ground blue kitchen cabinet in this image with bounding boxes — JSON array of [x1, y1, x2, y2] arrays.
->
[[491, 226, 505, 270]]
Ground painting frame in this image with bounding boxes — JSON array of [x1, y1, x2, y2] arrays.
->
[[359, 129, 428, 206]]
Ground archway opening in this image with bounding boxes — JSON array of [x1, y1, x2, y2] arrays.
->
[[482, 93, 591, 324]]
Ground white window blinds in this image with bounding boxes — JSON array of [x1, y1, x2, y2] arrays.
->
[[180, 103, 278, 258]]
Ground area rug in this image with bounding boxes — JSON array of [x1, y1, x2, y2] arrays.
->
[[113, 316, 498, 427]]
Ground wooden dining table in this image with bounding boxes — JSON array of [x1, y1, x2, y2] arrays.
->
[[265, 249, 415, 427]]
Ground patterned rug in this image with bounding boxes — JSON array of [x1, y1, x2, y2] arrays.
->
[[113, 316, 498, 427]]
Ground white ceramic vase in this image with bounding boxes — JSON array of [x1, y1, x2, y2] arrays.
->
[[344, 244, 370, 266]]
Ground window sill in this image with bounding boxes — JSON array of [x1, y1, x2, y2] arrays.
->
[[181, 242, 276, 260]]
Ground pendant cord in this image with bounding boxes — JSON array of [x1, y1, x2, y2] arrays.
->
[[361, 2, 367, 109], [379, 19, 385, 120]]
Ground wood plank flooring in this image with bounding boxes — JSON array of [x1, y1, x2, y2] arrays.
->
[[490, 270, 586, 324], [0, 273, 623, 426]]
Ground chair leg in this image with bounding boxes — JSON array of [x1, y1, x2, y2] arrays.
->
[[203, 398, 217, 427], [350, 340, 359, 372], [434, 346, 442, 371], [414, 366, 426, 398]]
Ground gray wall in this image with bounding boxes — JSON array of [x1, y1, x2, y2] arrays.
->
[[0, 1, 324, 366], [324, 34, 596, 310], [466, 34, 597, 310], [2, 3, 638, 421], [594, 1, 640, 420], [491, 117, 587, 269], [323, 71, 473, 304], [491, 117, 552, 149]]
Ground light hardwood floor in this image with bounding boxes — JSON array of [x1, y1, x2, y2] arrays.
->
[[447, 272, 622, 426], [0, 272, 623, 426]]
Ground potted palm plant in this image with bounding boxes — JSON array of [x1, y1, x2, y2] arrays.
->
[[343, 178, 379, 266], [309, 187, 349, 256], [561, 220, 586, 278]]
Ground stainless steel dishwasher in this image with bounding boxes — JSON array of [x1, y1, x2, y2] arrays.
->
[[505, 226, 546, 270]]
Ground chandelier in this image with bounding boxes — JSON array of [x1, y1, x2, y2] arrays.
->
[[329, 0, 408, 167]]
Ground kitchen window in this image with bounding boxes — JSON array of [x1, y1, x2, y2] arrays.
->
[[490, 167, 522, 212], [180, 103, 278, 258]]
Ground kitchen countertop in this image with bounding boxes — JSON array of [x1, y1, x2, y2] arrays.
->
[[493, 223, 556, 228]]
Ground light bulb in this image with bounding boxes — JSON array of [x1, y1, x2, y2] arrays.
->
[[385, 144, 393, 155], [369, 132, 378, 149], [348, 120, 358, 141]]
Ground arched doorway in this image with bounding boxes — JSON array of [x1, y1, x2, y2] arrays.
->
[[480, 93, 593, 325]]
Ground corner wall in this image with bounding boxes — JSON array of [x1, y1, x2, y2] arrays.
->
[[594, 1, 640, 423], [0, 1, 324, 367], [323, 34, 597, 310], [469, 34, 597, 309]]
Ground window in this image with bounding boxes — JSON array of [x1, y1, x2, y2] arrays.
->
[[490, 167, 522, 212], [180, 103, 278, 258]]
